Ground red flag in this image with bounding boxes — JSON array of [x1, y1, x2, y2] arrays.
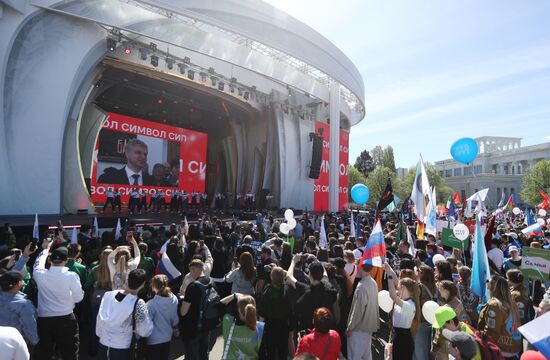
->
[[538, 191, 549, 210], [453, 191, 461, 205], [484, 215, 496, 250]]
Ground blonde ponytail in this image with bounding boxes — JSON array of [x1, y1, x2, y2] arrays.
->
[[237, 295, 257, 331]]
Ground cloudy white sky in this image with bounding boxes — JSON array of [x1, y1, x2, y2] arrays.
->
[[264, 0, 550, 168]]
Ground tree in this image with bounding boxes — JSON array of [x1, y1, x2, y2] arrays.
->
[[348, 165, 367, 191], [371, 145, 385, 169], [365, 166, 397, 206], [383, 146, 396, 173], [354, 150, 375, 177], [396, 162, 454, 204], [521, 160, 550, 205]]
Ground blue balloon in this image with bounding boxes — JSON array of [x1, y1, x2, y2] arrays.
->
[[450, 137, 478, 164], [351, 183, 370, 205]]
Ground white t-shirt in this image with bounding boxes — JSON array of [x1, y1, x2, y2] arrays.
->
[[345, 263, 357, 283], [487, 248, 504, 269], [393, 299, 416, 329], [0, 326, 30, 360]]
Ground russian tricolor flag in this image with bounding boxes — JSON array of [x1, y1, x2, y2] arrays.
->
[[521, 223, 543, 238], [360, 220, 385, 267], [156, 239, 182, 281], [519, 311, 550, 358]]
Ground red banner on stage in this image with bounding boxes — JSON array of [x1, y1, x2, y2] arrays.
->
[[90, 113, 208, 203], [313, 121, 349, 211]]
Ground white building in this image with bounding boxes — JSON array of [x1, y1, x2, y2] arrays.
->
[[434, 136, 550, 207]]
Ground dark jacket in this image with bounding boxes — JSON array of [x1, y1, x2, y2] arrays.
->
[[293, 279, 338, 331], [98, 166, 156, 186]]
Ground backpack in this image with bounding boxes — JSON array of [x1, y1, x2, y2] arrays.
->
[[465, 323, 504, 360], [194, 279, 221, 331]]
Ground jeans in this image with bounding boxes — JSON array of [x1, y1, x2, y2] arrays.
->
[[183, 332, 209, 360], [347, 331, 373, 360], [99, 344, 129, 360], [413, 321, 432, 360], [36, 313, 79, 360], [146, 342, 170, 360]]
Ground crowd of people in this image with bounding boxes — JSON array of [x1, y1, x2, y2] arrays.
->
[[0, 208, 549, 360]]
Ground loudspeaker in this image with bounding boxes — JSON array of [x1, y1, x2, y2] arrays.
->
[[309, 134, 323, 179]]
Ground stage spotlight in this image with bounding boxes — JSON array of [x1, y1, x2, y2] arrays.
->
[[230, 77, 237, 84], [177, 63, 188, 74], [107, 38, 117, 52], [218, 82, 224, 91], [187, 70, 195, 80], [229, 85, 235, 93], [210, 76, 218, 86], [150, 55, 159, 67], [244, 91, 249, 100], [139, 48, 149, 60], [208, 67, 216, 74], [200, 72, 208, 83], [165, 58, 174, 70], [183, 56, 191, 64], [238, 87, 243, 96], [149, 42, 157, 51], [124, 47, 131, 55]]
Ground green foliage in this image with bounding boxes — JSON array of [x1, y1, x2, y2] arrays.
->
[[371, 145, 385, 169], [521, 160, 550, 205], [383, 146, 396, 173], [354, 150, 375, 177], [365, 166, 397, 206], [348, 165, 367, 191]]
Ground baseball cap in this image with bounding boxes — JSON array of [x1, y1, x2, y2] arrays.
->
[[441, 329, 477, 358], [508, 245, 520, 254], [0, 271, 24, 289], [50, 246, 68, 262], [432, 305, 457, 329]]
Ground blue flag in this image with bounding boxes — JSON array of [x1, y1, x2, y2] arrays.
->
[[448, 200, 456, 220], [471, 215, 491, 305], [525, 206, 535, 226], [356, 215, 363, 238]]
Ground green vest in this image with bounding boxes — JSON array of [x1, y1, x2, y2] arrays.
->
[[222, 314, 264, 359]]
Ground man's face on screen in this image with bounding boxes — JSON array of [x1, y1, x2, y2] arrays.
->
[[125, 145, 148, 172]]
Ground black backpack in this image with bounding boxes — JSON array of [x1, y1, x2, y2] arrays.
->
[[194, 279, 221, 331]]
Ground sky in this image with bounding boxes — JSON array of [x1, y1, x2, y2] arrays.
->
[[263, 0, 550, 168]]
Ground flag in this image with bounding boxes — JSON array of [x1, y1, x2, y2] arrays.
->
[[521, 223, 543, 238], [497, 191, 506, 207], [467, 188, 489, 202], [411, 156, 430, 222], [464, 200, 474, 218], [538, 191, 549, 210], [93, 216, 99, 234], [448, 200, 457, 220], [395, 218, 405, 247], [446, 195, 452, 209], [377, 179, 394, 212], [503, 195, 515, 212], [518, 311, 550, 358], [350, 211, 356, 237], [393, 194, 401, 207], [416, 221, 425, 240], [319, 215, 328, 248], [406, 225, 415, 257], [484, 215, 496, 250], [453, 191, 461, 205], [156, 240, 182, 281], [70, 226, 78, 245], [33, 213, 39, 240], [524, 206, 535, 226], [474, 193, 487, 219], [360, 220, 385, 267], [114, 218, 122, 241], [425, 187, 437, 236], [384, 202, 396, 212], [471, 215, 491, 304]]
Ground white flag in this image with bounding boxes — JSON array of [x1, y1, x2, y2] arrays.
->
[[406, 225, 416, 257], [115, 218, 122, 241], [467, 188, 489, 202], [93, 216, 99, 235], [319, 215, 328, 248], [33, 213, 39, 239], [411, 155, 430, 222]]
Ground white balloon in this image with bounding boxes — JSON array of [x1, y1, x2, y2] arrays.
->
[[378, 290, 394, 313], [280, 223, 290, 235], [453, 224, 470, 241], [537, 218, 545, 226], [287, 218, 297, 230], [422, 300, 440, 325], [284, 209, 294, 221], [513, 207, 521, 215], [547, 218, 550, 225], [432, 254, 446, 265], [539, 209, 547, 217]]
